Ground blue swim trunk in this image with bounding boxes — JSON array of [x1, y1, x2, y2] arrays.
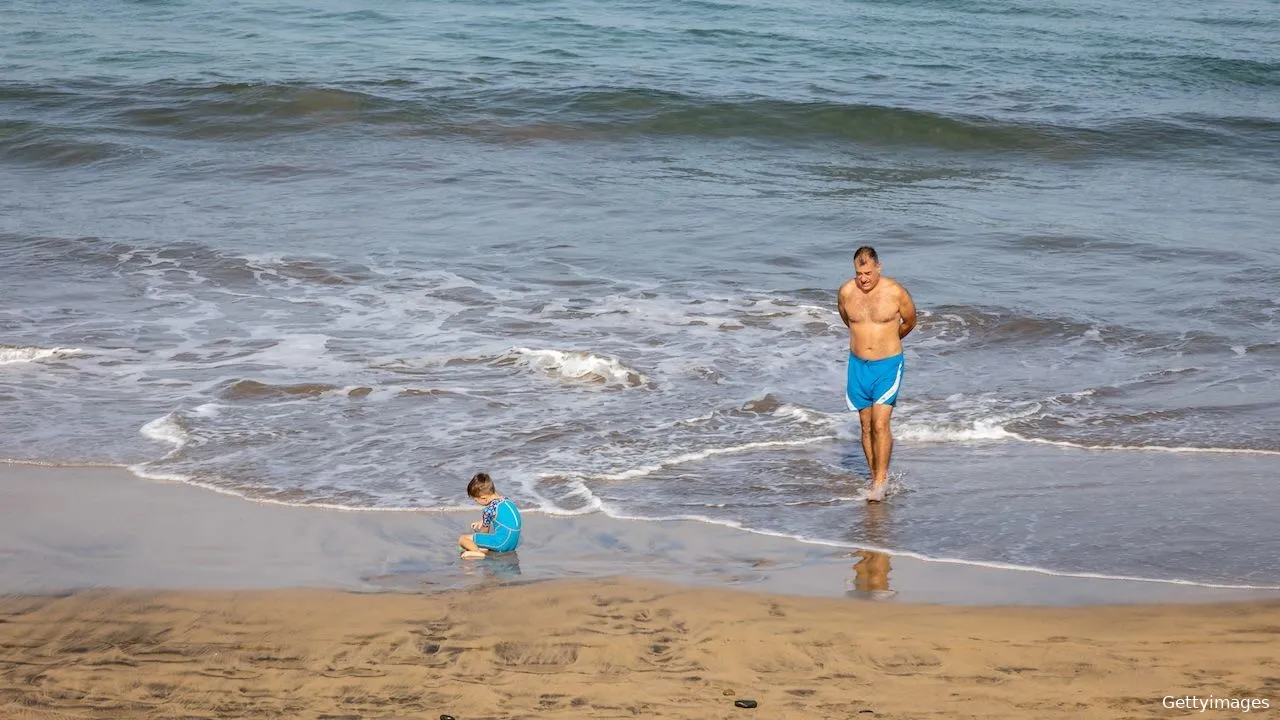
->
[[474, 498, 522, 553], [846, 352, 905, 411]]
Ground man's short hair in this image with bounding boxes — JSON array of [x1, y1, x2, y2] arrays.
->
[[854, 246, 879, 265], [468, 472, 496, 498]]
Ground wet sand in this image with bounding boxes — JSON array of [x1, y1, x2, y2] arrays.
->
[[1, 464, 1278, 718], [4, 464, 1277, 605]]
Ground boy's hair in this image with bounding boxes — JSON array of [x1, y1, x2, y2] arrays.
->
[[467, 472, 496, 498]]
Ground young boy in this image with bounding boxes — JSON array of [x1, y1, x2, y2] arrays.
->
[[457, 472, 523, 559]]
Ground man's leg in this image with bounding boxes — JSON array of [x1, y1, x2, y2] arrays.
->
[[869, 403, 895, 492], [858, 406, 875, 477]]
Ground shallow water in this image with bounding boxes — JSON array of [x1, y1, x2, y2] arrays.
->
[[3, 0, 1278, 587]]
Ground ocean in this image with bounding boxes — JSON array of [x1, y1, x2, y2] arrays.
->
[[2, 0, 1278, 589]]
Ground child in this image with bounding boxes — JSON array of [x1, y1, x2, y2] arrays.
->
[[457, 472, 523, 559]]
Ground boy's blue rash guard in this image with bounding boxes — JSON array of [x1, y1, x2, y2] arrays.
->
[[474, 498, 522, 552]]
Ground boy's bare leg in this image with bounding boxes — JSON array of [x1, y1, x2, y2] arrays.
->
[[458, 533, 487, 558]]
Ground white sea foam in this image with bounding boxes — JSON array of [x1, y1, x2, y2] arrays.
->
[[0, 346, 83, 365], [525, 474, 606, 516], [503, 347, 648, 387], [890, 417, 1279, 456], [913, 387, 1278, 454], [1005, 432, 1280, 456], [910, 311, 971, 348], [247, 333, 337, 368], [773, 402, 836, 426], [674, 410, 717, 426], [893, 420, 1014, 443], [139, 413, 189, 452], [582, 293, 841, 338], [795, 304, 837, 317], [192, 403, 224, 418], [598, 436, 833, 481], [125, 462, 475, 513], [781, 495, 865, 506]]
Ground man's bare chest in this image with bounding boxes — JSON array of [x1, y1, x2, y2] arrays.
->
[[844, 293, 898, 323]]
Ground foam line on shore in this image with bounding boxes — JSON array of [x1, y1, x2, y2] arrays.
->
[[124, 463, 475, 513], [594, 506, 1280, 592], [10, 456, 1277, 592], [597, 435, 834, 481], [1006, 431, 1280, 456], [893, 422, 1280, 456]]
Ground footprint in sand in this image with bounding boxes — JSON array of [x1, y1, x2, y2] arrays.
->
[[492, 641, 581, 671], [195, 667, 263, 679]]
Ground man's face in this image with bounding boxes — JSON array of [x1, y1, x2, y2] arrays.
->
[[855, 258, 880, 292]]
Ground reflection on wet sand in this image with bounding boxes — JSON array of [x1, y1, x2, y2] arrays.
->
[[847, 501, 896, 599], [848, 549, 894, 600], [361, 551, 523, 591], [460, 551, 524, 582]]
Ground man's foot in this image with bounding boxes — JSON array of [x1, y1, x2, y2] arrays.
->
[[866, 483, 887, 503], [460, 550, 487, 559]]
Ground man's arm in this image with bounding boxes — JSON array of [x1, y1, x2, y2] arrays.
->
[[837, 282, 852, 328], [898, 286, 917, 339]]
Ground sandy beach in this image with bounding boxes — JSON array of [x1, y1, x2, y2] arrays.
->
[[3, 579, 1278, 719], [2, 464, 1278, 718]]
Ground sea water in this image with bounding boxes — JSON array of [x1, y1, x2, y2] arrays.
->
[[2, 0, 1278, 587]]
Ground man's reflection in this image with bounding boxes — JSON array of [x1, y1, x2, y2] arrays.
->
[[848, 549, 893, 599], [846, 502, 895, 599], [861, 499, 889, 547]]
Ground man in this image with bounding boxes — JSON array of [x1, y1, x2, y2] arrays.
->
[[838, 246, 917, 502]]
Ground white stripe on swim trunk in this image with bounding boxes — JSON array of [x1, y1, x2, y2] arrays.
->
[[875, 361, 903, 405]]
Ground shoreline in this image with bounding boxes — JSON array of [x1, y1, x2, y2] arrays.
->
[[3, 450, 1279, 718], [2, 462, 1278, 606]]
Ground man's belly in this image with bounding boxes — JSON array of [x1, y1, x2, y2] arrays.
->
[[849, 330, 902, 361]]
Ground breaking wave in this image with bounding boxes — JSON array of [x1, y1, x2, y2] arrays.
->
[[0, 345, 83, 365], [496, 347, 649, 388]]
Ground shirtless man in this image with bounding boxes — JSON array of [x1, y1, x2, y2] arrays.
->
[[838, 246, 917, 502]]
